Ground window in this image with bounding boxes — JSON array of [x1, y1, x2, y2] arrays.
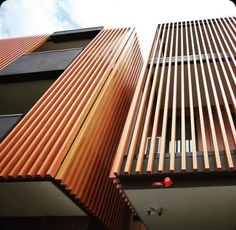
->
[[145, 116, 192, 155]]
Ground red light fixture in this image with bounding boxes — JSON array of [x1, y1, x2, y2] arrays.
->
[[163, 177, 173, 187], [152, 177, 173, 188]]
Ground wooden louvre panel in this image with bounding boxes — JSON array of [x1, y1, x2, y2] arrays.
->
[[0, 28, 143, 228], [0, 35, 49, 69], [112, 17, 236, 177]]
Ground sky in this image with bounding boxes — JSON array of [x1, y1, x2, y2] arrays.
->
[[0, 0, 235, 58]]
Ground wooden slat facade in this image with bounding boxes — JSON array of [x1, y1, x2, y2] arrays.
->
[[112, 17, 236, 177], [0, 35, 49, 69], [0, 28, 143, 229]]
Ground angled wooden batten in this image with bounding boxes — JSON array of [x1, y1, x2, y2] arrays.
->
[[0, 35, 49, 70], [0, 27, 143, 229]]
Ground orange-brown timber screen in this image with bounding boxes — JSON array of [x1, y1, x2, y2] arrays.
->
[[112, 17, 236, 177], [0, 35, 49, 69], [0, 28, 143, 229]]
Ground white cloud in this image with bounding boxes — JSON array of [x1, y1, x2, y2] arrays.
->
[[0, 0, 235, 58], [0, 0, 79, 38]]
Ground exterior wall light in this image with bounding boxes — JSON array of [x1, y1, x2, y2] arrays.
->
[[145, 207, 163, 216]]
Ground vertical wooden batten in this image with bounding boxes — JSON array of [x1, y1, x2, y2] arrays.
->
[[136, 24, 165, 175], [189, 21, 210, 170], [111, 17, 235, 178], [193, 20, 221, 169], [185, 21, 198, 171], [169, 23, 179, 172], [180, 21, 186, 171], [158, 23, 175, 173], [148, 23, 171, 173]]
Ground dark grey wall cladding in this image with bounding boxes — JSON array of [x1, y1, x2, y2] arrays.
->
[[51, 27, 103, 42], [0, 48, 82, 77], [0, 114, 23, 142]]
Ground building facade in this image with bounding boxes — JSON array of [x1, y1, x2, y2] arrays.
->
[[0, 27, 143, 229], [0, 16, 235, 230], [112, 17, 236, 229]]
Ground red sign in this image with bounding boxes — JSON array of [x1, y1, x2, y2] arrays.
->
[[152, 177, 173, 188]]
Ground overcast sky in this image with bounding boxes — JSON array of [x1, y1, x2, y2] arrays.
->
[[0, 0, 235, 58]]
